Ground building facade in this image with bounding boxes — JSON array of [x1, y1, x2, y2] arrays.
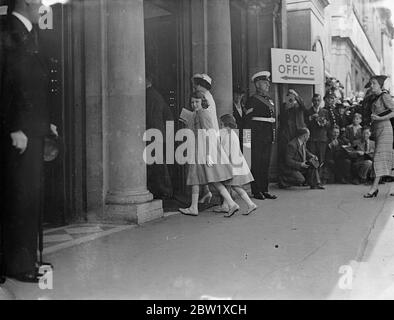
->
[[328, 0, 394, 96], [1, 0, 393, 226]]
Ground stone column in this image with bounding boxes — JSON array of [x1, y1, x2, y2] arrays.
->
[[207, 0, 233, 117], [104, 0, 162, 224]]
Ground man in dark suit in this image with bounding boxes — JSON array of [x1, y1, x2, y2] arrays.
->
[[0, 0, 55, 282], [280, 128, 325, 190], [244, 71, 277, 200], [232, 85, 245, 152], [305, 93, 330, 167], [324, 93, 340, 140], [325, 125, 352, 184], [145, 76, 173, 199]]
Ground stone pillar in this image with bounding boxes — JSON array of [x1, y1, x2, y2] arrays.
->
[[207, 0, 233, 117], [104, 0, 162, 224]]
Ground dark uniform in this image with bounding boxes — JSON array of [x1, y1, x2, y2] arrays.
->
[[245, 93, 276, 197], [233, 103, 244, 151], [0, 14, 50, 277]]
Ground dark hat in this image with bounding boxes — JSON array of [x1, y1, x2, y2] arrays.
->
[[365, 75, 388, 89], [220, 114, 237, 129]]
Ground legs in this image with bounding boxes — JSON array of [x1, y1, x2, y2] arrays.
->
[[180, 185, 199, 216], [260, 143, 272, 193], [306, 167, 323, 188], [212, 182, 237, 208], [232, 186, 257, 215], [281, 170, 306, 186], [354, 160, 373, 181], [251, 139, 264, 195], [251, 141, 275, 198], [3, 137, 43, 276], [365, 176, 380, 197]]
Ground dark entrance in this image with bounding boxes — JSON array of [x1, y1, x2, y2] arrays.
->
[[143, 0, 192, 209], [38, 4, 84, 226], [230, 0, 249, 94]]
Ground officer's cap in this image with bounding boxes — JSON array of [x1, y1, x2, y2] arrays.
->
[[251, 71, 271, 83]]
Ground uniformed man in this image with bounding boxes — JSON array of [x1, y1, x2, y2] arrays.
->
[[0, 0, 55, 282], [244, 71, 277, 200]]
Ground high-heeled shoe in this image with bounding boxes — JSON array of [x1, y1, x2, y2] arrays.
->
[[199, 192, 212, 204], [363, 189, 379, 198]]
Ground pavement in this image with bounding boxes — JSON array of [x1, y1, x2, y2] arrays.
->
[[1, 183, 394, 300]]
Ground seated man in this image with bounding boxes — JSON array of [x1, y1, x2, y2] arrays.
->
[[279, 128, 325, 190], [349, 126, 375, 184], [325, 125, 352, 184], [345, 112, 363, 145]]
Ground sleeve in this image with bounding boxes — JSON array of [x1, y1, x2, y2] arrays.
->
[[244, 97, 256, 126], [344, 126, 351, 141], [304, 108, 312, 126], [198, 109, 214, 130], [369, 142, 375, 155], [286, 143, 302, 170], [1, 54, 31, 134], [382, 93, 394, 111], [306, 148, 315, 160], [295, 95, 306, 112]]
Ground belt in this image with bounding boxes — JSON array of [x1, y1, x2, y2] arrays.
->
[[252, 117, 274, 123]]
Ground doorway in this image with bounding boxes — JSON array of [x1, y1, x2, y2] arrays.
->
[[144, 0, 191, 209], [38, 3, 80, 226], [230, 0, 249, 94]]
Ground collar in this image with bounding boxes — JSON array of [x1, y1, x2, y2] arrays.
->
[[297, 138, 304, 146], [312, 104, 321, 112], [12, 11, 33, 32], [234, 102, 242, 112], [256, 91, 268, 98]]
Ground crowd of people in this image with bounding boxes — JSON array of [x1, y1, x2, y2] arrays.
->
[[167, 70, 394, 217], [276, 75, 394, 199]]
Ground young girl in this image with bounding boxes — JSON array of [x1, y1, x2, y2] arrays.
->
[[179, 92, 240, 217], [218, 114, 258, 216]]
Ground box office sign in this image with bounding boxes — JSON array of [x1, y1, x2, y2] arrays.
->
[[271, 48, 323, 85]]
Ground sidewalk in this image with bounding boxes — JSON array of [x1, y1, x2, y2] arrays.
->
[[330, 183, 394, 299], [1, 183, 393, 300]]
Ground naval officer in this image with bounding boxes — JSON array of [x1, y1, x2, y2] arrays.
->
[[244, 71, 277, 200]]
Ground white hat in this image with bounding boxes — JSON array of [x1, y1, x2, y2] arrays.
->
[[192, 73, 212, 86], [251, 71, 271, 83]]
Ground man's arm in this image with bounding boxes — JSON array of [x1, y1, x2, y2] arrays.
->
[[286, 143, 302, 170]]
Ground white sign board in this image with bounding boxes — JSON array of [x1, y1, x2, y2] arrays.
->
[[271, 48, 323, 85]]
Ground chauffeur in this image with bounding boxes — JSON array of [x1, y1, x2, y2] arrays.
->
[[244, 71, 277, 200]]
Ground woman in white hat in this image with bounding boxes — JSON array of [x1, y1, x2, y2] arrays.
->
[[179, 91, 240, 217], [191, 73, 220, 203]]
